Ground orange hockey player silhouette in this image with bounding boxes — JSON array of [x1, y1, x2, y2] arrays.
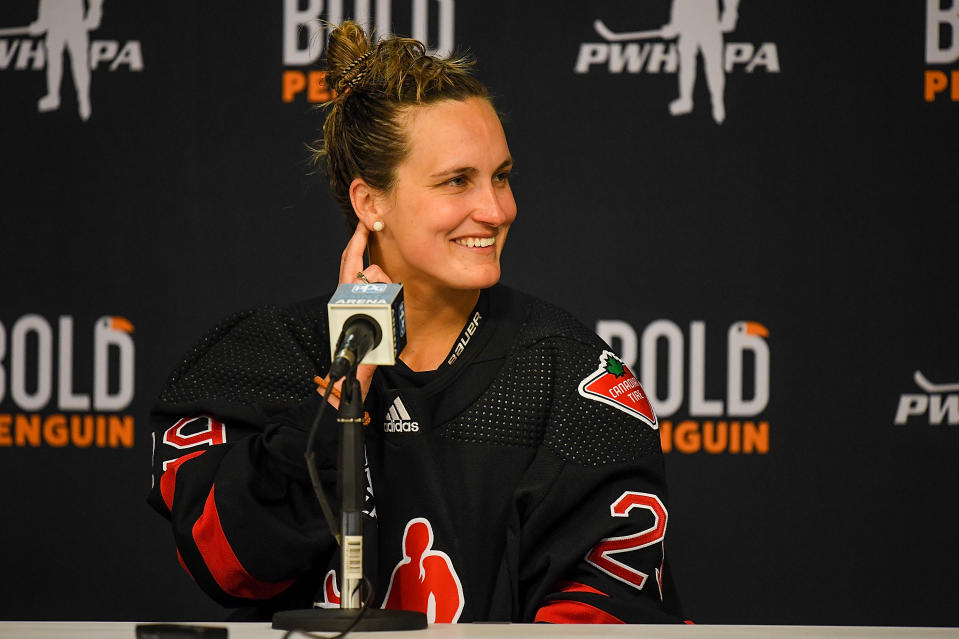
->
[[382, 518, 464, 623]]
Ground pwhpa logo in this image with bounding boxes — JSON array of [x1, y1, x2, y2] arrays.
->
[[281, 0, 456, 103], [924, 0, 959, 102], [597, 319, 770, 454], [894, 371, 959, 425], [0, 0, 144, 121], [0, 314, 136, 449], [575, 0, 780, 124]]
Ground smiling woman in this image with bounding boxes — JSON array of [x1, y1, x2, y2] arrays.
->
[[319, 22, 516, 373], [358, 99, 515, 289], [147, 20, 684, 626]]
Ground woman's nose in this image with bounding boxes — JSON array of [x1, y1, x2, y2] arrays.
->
[[471, 185, 514, 226]]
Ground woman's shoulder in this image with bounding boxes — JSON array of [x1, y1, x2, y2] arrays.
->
[[156, 295, 331, 411], [486, 285, 661, 466], [492, 284, 607, 352]]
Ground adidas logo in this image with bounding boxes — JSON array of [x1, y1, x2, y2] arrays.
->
[[384, 396, 420, 433]]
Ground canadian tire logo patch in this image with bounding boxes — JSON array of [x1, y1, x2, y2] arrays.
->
[[578, 351, 657, 429]]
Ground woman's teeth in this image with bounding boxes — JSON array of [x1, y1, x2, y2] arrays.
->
[[454, 237, 495, 248]]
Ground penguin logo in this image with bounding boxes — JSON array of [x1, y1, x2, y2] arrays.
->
[[727, 320, 769, 416], [94, 315, 134, 410]]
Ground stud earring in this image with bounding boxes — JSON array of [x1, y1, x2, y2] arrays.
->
[[372, 220, 384, 232]]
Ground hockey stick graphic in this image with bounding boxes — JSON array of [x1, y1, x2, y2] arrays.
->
[[914, 370, 959, 393], [593, 19, 669, 42], [0, 26, 34, 36]]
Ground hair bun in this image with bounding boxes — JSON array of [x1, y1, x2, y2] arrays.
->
[[326, 21, 374, 93]]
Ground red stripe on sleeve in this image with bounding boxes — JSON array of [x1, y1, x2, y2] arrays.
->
[[192, 485, 294, 600], [554, 581, 609, 597], [159, 451, 206, 512], [534, 600, 625, 624]]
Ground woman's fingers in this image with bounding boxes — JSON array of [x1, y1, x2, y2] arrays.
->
[[340, 223, 393, 286], [359, 264, 392, 284], [339, 223, 370, 284], [333, 223, 393, 402]]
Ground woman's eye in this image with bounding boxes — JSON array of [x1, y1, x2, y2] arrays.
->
[[494, 171, 511, 184]]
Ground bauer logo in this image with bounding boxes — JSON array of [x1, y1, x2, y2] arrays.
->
[[281, 0, 456, 103], [597, 318, 770, 454], [894, 371, 959, 425], [447, 311, 481, 366], [924, 0, 959, 102], [0, 0, 145, 122], [574, 1, 780, 124], [0, 314, 135, 449]]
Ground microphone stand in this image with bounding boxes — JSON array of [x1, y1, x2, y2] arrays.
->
[[336, 366, 367, 610], [272, 366, 428, 632]]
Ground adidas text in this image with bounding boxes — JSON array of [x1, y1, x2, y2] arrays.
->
[[384, 421, 419, 433]]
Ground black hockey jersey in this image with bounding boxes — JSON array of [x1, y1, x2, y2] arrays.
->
[[148, 285, 683, 623]]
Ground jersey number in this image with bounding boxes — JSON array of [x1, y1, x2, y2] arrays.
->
[[585, 491, 667, 592], [163, 415, 226, 449]]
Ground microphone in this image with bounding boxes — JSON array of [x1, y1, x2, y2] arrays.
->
[[328, 315, 380, 381], [327, 283, 406, 381], [285, 281, 426, 631]]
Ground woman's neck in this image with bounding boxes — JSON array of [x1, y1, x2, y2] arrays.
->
[[399, 282, 480, 372]]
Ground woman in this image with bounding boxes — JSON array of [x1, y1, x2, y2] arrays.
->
[[149, 21, 682, 624]]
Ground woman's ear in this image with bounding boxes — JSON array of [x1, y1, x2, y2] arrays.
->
[[349, 178, 383, 232]]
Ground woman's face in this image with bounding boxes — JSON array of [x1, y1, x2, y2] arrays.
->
[[373, 97, 516, 293]]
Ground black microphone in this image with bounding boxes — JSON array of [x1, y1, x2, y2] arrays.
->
[[328, 314, 382, 381], [327, 283, 406, 381]]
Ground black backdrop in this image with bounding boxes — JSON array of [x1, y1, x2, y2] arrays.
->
[[1, 0, 957, 626]]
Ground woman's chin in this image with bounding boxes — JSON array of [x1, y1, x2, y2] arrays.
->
[[440, 272, 501, 292], [403, 263, 502, 293], [461, 266, 502, 290]]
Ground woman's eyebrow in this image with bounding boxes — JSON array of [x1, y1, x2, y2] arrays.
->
[[430, 166, 478, 178]]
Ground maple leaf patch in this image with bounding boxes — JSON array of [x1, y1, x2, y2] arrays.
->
[[604, 355, 625, 377], [577, 351, 657, 429]]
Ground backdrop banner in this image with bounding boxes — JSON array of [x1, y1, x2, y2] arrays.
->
[[1, 0, 956, 625]]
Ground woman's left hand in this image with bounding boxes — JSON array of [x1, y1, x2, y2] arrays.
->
[[339, 223, 391, 290], [328, 223, 393, 402]]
